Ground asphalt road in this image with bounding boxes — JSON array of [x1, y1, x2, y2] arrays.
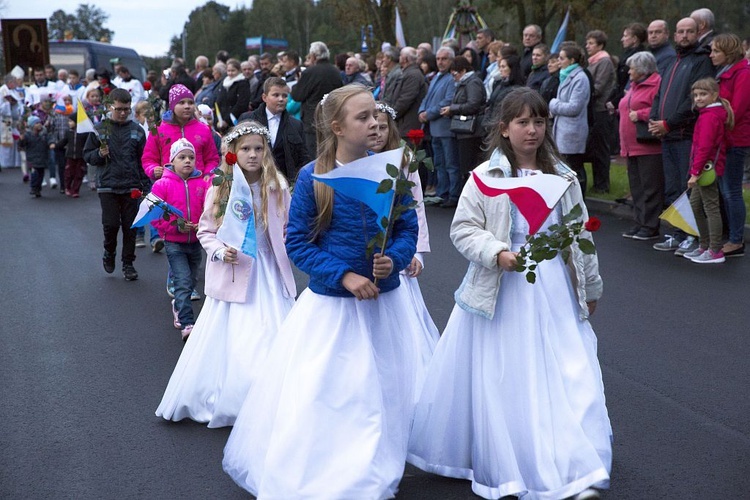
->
[[1, 173, 749, 499]]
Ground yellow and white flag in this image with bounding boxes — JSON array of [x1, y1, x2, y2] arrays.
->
[[76, 100, 97, 135], [659, 191, 699, 236]]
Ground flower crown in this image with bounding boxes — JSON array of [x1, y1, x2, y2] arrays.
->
[[320, 93, 329, 106], [223, 123, 272, 145], [376, 102, 396, 121]]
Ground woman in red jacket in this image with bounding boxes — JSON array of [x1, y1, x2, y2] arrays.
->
[[711, 34, 750, 257]]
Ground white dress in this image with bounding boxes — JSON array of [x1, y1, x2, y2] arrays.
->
[[223, 282, 438, 499], [155, 196, 295, 428], [407, 185, 612, 499]]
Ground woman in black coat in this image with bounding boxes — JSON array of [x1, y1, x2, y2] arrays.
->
[[439, 56, 486, 204], [215, 59, 251, 132], [483, 54, 524, 133]]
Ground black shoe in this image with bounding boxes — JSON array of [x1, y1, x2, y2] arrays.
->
[[632, 228, 660, 241], [122, 264, 139, 281], [103, 252, 116, 274], [723, 243, 745, 258], [622, 225, 640, 239], [440, 199, 458, 209]]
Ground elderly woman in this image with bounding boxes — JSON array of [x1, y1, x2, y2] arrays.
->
[[440, 55, 486, 207], [549, 43, 591, 192], [618, 51, 664, 240], [710, 33, 750, 257]]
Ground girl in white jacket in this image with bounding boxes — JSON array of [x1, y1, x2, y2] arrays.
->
[[407, 87, 612, 500]]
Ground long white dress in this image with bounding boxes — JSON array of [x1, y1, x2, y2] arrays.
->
[[222, 282, 438, 499], [155, 205, 295, 428], [407, 196, 612, 499]]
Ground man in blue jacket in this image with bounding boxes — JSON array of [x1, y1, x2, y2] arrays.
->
[[418, 47, 459, 207]]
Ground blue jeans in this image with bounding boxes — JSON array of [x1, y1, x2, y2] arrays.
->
[[164, 241, 203, 326], [661, 139, 691, 207], [719, 146, 748, 244], [432, 135, 460, 202]]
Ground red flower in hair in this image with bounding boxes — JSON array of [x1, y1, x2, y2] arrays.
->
[[103, 87, 111, 95], [225, 152, 237, 165], [405, 129, 425, 146], [143, 81, 152, 91], [584, 217, 601, 232], [130, 189, 143, 199]]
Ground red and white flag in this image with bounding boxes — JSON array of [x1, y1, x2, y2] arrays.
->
[[472, 171, 571, 234]]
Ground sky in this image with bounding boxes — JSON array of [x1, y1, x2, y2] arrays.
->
[[3, 0, 247, 57]]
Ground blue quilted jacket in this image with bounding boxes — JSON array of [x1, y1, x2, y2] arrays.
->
[[286, 162, 418, 297]]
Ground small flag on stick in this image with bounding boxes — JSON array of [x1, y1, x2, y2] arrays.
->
[[659, 191, 699, 236], [216, 164, 257, 257]]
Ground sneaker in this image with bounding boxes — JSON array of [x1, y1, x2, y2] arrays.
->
[[190, 289, 201, 301], [122, 263, 139, 281], [621, 225, 640, 238], [41, 180, 48, 187], [65, 189, 72, 196], [424, 187, 437, 197], [722, 242, 745, 258], [674, 236, 698, 256], [632, 228, 660, 241], [135, 235, 146, 248], [50, 177, 58, 188], [152, 238, 164, 253], [653, 235, 680, 252], [181, 324, 194, 341], [171, 300, 181, 329], [683, 247, 705, 260], [572, 489, 600, 500], [691, 249, 725, 264], [423, 196, 443, 206], [166, 275, 175, 298], [102, 251, 116, 274]]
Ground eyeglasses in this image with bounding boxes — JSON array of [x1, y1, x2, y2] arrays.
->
[[113, 107, 131, 112]]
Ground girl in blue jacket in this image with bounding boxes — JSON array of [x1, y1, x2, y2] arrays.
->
[[223, 84, 437, 499]]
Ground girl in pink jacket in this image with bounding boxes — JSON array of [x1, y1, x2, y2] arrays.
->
[[150, 139, 209, 339], [156, 122, 296, 427]]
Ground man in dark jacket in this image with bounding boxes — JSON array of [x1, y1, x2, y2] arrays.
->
[[520, 24, 543, 82], [159, 62, 198, 101], [390, 47, 428, 138], [648, 17, 713, 251], [291, 41, 343, 156], [647, 20, 677, 76], [240, 77, 311, 183], [84, 89, 149, 280]]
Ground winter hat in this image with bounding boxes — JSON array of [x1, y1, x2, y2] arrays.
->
[[168, 84, 194, 111], [169, 138, 196, 163], [27, 115, 41, 127], [197, 104, 213, 122]]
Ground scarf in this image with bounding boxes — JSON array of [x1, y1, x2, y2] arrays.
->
[[222, 73, 245, 90], [559, 63, 579, 83], [715, 63, 735, 81], [588, 50, 611, 66]]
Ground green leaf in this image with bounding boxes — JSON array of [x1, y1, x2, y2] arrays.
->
[[376, 179, 393, 193], [380, 216, 389, 229], [577, 238, 596, 254], [415, 149, 426, 162], [386, 163, 399, 178], [526, 271, 536, 284], [563, 204, 582, 223], [395, 179, 415, 193], [212, 176, 224, 186], [422, 157, 434, 172]]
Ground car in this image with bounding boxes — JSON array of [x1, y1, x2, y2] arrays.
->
[[49, 40, 148, 82]]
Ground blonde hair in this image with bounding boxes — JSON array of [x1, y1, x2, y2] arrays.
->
[[692, 78, 735, 130], [311, 84, 374, 237], [212, 121, 286, 228]]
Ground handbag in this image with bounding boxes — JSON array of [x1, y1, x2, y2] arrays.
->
[[697, 148, 721, 187], [635, 121, 660, 143], [450, 114, 477, 134]]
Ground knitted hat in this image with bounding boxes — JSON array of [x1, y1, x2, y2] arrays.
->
[[168, 84, 194, 111], [27, 115, 41, 127], [197, 104, 213, 121], [169, 138, 195, 163]]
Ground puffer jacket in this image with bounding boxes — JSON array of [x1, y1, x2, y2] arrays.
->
[[83, 119, 149, 193], [285, 161, 418, 297], [451, 149, 603, 320], [550, 66, 590, 155], [141, 118, 219, 179], [150, 166, 209, 244]]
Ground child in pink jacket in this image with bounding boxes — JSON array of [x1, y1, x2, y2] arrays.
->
[[150, 138, 209, 339]]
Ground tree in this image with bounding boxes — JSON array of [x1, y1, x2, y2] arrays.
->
[[48, 4, 114, 42]]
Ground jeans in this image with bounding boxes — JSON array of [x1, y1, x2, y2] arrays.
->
[[432, 135, 460, 202], [164, 241, 203, 327], [719, 146, 748, 244], [661, 139, 691, 207], [29, 167, 45, 194], [99, 192, 139, 263]]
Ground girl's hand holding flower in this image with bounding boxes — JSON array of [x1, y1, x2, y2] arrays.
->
[[497, 250, 519, 271], [223, 247, 238, 264], [372, 253, 394, 279]]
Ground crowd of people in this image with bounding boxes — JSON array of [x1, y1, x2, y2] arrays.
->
[[0, 6, 748, 499]]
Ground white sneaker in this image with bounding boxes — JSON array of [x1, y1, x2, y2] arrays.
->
[[41, 180, 48, 187], [683, 247, 705, 260], [691, 249, 725, 264], [674, 236, 698, 256], [50, 177, 58, 188], [572, 488, 600, 500]]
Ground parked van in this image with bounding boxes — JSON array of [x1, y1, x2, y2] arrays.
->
[[49, 40, 148, 82]]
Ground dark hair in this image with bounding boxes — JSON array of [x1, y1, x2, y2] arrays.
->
[[263, 76, 288, 94], [500, 54, 525, 86], [460, 47, 480, 71], [44, 64, 56, 72], [110, 88, 132, 104], [215, 50, 229, 64], [117, 65, 130, 75], [201, 69, 214, 80], [451, 55, 473, 73], [420, 53, 438, 74], [586, 30, 608, 49], [477, 28, 495, 40], [626, 23, 647, 44], [334, 53, 349, 71], [69, 69, 79, 77], [485, 87, 559, 176], [500, 44, 519, 59], [559, 42, 584, 65], [285, 50, 300, 65], [260, 52, 273, 62]]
